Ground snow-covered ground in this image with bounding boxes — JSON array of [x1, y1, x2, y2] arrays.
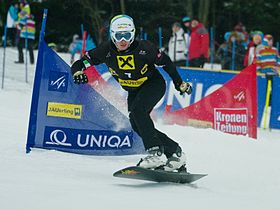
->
[[1, 47, 280, 210]]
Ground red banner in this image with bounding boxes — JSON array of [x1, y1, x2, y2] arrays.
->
[[163, 64, 257, 139]]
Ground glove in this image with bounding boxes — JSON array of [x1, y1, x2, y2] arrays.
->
[[73, 71, 88, 84], [71, 59, 88, 84], [179, 81, 192, 95], [71, 59, 86, 74]]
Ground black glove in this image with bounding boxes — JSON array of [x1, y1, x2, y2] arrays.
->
[[178, 81, 192, 95], [71, 59, 88, 84], [73, 71, 88, 84]]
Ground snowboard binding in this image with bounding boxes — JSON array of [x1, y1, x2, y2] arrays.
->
[[155, 164, 187, 173]]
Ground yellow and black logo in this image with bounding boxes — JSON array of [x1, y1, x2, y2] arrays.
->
[[118, 77, 148, 87], [47, 102, 82, 119], [117, 55, 135, 70]]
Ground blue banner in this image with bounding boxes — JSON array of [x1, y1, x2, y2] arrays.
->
[[257, 75, 268, 127], [269, 76, 280, 129], [26, 41, 145, 155]]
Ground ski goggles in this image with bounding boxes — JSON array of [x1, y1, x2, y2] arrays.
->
[[114, 31, 133, 42]]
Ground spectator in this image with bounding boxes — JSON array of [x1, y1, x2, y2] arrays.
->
[[220, 32, 245, 70], [6, 1, 19, 46], [243, 31, 263, 67], [18, 0, 30, 17], [188, 17, 209, 68], [16, 0, 30, 45], [234, 22, 249, 48], [216, 31, 231, 68], [182, 16, 191, 33], [256, 34, 279, 73], [15, 1, 35, 64], [168, 22, 190, 66], [69, 34, 96, 64]]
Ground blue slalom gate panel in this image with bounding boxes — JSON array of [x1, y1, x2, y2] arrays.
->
[[26, 41, 145, 155]]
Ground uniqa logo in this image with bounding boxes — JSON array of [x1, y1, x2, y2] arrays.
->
[[46, 129, 72, 146], [76, 134, 131, 148]]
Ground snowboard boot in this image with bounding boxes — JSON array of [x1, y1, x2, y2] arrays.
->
[[137, 146, 167, 169], [164, 146, 187, 172]]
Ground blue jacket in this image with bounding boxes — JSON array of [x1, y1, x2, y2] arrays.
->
[[9, 5, 18, 20], [69, 36, 96, 56]]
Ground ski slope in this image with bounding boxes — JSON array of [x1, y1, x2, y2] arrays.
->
[[1, 47, 280, 210]]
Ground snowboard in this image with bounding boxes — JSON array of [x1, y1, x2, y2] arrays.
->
[[113, 166, 207, 184]]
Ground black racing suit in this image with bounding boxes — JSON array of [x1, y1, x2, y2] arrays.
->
[[79, 40, 183, 157]]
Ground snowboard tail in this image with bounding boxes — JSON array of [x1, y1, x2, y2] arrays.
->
[[113, 166, 207, 184]]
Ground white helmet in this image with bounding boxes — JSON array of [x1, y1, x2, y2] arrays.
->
[[110, 15, 135, 46]]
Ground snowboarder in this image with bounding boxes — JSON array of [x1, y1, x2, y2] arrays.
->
[[71, 14, 192, 171]]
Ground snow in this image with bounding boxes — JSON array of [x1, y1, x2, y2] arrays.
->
[[1, 47, 280, 210]]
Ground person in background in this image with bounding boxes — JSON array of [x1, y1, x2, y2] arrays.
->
[[168, 22, 190, 66], [219, 32, 245, 70], [15, 1, 35, 64], [233, 22, 249, 49], [188, 17, 209, 68], [216, 31, 231, 68], [243, 31, 263, 67], [181, 16, 191, 65], [16, 0, 30, 46], [69, 34, 96, 64], [182, 16, 191, 33], [71, 15, 192, 171], [6, 1, 19, 46], [256, 34, 279, 74], [18, 0, 30, 18]]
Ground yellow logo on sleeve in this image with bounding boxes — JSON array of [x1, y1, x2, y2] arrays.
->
[[117, 55, 135, 70], [47, 102, 82, 119], [140, 64, 148, 75]]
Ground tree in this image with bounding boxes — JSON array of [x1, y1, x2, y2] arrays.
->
[[198, 0, 210, 25], [1, 0, 280, 50]]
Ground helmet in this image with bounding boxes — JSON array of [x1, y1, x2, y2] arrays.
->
[[110, 15, 135, 46]]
